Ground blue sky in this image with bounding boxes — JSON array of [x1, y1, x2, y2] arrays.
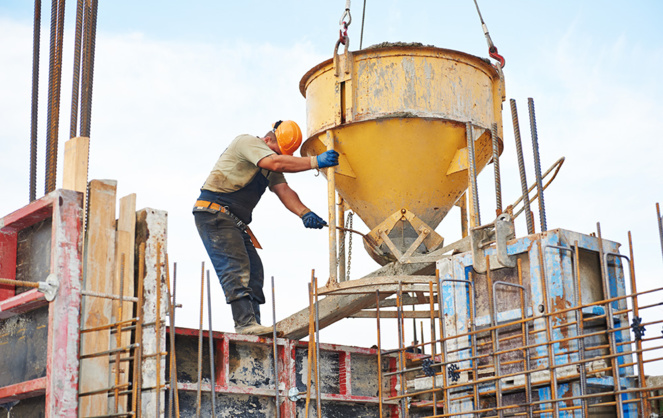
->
[[1, 1, 662, 370]]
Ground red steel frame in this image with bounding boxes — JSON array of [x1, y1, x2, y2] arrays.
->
[[173, 328, 401, 416], [0, 190, 84, 416]]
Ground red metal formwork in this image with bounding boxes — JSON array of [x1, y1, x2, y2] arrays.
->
[[170, 328, 401, 417], [0, 190, 84, 417]]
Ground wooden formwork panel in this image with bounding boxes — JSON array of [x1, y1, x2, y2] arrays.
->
[[0, 190, 84, 417]]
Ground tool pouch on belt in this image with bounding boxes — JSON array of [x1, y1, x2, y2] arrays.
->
[[193, 200, 263, 249]]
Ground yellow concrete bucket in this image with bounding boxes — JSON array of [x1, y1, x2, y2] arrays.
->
[[300, 43, 505, 265]]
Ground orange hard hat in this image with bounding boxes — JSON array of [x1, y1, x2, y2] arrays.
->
[[273, 120, 302, 155]]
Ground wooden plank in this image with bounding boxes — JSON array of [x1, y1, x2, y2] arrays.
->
[[62, 136, 90, 194], [112, 194, 136, 413], [136, 208, 167, 417], [79, 180, 117, 417], [45, 189, 84, 417]]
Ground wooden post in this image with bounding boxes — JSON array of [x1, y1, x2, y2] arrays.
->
[[79, 179, 117, 417], [113, 193, 136, 413], [62, 136, 90, 207], [136, 208, 167, 417]]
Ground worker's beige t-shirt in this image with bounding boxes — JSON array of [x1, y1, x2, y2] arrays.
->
[[202, 134, 286, 193]]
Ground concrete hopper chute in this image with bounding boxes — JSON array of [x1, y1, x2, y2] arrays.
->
[[300, 44, 505, 266]]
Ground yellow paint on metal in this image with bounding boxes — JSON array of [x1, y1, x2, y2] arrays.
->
[[300, 44, 505, 261]]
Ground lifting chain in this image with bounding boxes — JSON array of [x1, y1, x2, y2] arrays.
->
[[338, 0, 352, 45], [472, 0, 505, 68]]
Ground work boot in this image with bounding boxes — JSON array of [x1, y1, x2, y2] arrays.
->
[[230, 297, 273, 336]]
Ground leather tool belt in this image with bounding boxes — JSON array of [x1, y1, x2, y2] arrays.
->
[[193, 200, 262, 249]]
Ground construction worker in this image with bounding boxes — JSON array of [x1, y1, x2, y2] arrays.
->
[[193, 120, 338, 335]]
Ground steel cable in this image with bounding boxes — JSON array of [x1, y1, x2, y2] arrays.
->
[[29, 0, 41, 202]]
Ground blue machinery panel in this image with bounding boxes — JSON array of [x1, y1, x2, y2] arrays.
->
[[437, 229, 638, 417]]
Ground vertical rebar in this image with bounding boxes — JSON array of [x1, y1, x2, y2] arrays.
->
[[437, 270, 450, 415], [166, 259, 176, 418], [375, 290, 383, 418], [428, 281, 438, 415], [172, 262, 180, 417], [305, 275, 315, 418], [338, 200, 346, 282], [459, 193, 468, 239], [528, 98, 547, 232], [196, 263, 204, 418], [133, 242, 146, 418], [314, 276, 322, 418], [29, 0, 41, 202], [156, 244, 163, 418], [466, 122, 481, 226], [45, 0, 65, 194], [80, 0, 99, 138], [491, 122, 502, 214], [359, 0, 367, 49], [486, 256, 503, 418], [396, 282, 406, 417], [657, 203, 663, 262], [627, 232, 648, 417], [596, 223, 624, 418], [271, 276, 279, 418], [114, 254, 125, 413], [510, 99, 534, 234], [517, 259, 533, 418], [69, 0, 84, 139], [206, 272, 216, 417]]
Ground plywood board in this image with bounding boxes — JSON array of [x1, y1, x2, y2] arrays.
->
[[79, 180, 117, 417]]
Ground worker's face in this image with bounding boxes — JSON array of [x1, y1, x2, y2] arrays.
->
[[263, 132, 282, 154]]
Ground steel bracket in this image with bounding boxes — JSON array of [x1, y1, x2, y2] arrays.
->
[[471, 213, 516, 273]]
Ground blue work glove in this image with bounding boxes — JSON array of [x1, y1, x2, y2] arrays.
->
[[316, 150, 339, 168], [302, 211, 327, 229]]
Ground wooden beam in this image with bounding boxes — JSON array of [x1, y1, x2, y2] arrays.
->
[[113, 194, 136, 413], [136, 208, 167, 416], [79, 180, 117, 417], [62, 136, 89, 193]]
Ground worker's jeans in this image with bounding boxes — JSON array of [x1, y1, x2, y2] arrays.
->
[[194, 210, 265, 322]]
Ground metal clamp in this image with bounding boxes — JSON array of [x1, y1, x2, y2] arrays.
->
[[471, 213, 516, 273], [39, 273, 59, 301]]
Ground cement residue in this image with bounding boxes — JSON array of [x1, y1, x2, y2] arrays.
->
[[365, 41, 435, 49]]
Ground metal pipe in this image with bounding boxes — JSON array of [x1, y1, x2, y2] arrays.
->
[[29, 0, 41, 202], [491, 122, 502, 214], [510, 99, 534, 234], [326, 130, 338, 284], [271, 276, 279, 418], [466, 122, 481, 227], [596, 223, 624, 418], [166, 258, 175, 418], [206, 272, 217, 417], [314, 275, 322, 417], [305, 274, 315, 418], [69, 0, 84, 138], [572, 243, 589, 418], [196, 263, 204, 418], [338, 199, 346, 282], [528, 98, 547, 232]]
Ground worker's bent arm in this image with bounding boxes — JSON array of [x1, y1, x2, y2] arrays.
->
[[257, 154, 314, 173], [271, 183, 309, 217]]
